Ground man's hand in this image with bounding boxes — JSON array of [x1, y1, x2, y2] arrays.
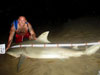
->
[[29, 34, 37, 40], [34, 37, 37, 40], [6, 46, 10, 51]]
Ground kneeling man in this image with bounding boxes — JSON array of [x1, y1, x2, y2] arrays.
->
[[6, 16, 37, 51]]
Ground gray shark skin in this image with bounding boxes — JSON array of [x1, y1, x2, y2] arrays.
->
[[6, 31, 100, 71]]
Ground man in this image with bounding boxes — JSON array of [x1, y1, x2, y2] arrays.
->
[[6, 16, 37, 51]]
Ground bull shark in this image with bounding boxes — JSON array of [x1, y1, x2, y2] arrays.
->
[[6, 31, 100, 71]]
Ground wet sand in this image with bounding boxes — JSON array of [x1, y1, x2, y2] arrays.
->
[[0, 54, 100, 75], [1, 16, 100, 75]]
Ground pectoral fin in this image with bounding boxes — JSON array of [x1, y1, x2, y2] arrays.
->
[[17, 55, 26, 72]]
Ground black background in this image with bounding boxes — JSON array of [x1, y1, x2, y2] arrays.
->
[[0, 0, 100, 36]]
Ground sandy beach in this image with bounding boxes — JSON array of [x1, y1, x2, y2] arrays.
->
[[0, 16, 100, 75]]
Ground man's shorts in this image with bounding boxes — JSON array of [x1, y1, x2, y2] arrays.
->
[[15, 32, 30, 43]]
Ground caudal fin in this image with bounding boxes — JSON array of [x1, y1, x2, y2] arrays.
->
[[36, 31, 51, 43], [84, 44, 100, 55]]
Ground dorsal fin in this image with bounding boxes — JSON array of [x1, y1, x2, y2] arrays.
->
[[36, 31, 51, 43]]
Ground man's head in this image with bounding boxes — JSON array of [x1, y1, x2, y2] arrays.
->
[[18, 16, 27, 26]]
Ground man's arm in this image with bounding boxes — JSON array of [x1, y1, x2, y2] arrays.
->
[[6, 25, 15, 51], [28, 23, 37, 40]]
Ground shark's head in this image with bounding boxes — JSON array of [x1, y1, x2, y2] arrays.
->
[[36, 31, 51, 43]]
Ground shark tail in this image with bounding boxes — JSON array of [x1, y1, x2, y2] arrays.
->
[[84, 44, 100, 55]]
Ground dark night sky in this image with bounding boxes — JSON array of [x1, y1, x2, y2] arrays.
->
[[0, 0, 100, 35], [1, 0, 100, 18]]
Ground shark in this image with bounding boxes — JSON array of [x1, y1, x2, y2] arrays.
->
[[6, 31, 100, 71]]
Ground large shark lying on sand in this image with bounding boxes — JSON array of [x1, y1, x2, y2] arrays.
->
[[6, 31, 100, 71], [7, 31, 100, 59]]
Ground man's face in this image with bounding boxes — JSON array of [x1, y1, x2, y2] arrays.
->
[[18, 17, 26, 26]]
